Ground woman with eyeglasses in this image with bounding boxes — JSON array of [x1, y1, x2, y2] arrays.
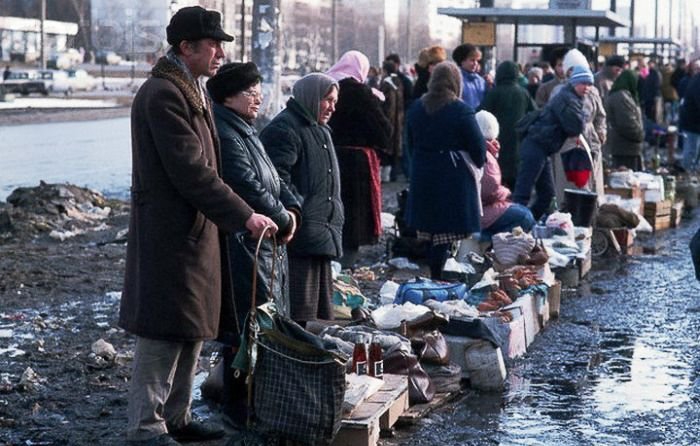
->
[[206, 62, 300, 427]]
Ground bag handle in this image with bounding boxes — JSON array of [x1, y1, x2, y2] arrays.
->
[[245, 225, 277, 426], [249, 225, 279, 320]]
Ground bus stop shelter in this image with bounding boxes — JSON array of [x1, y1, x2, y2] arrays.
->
[[598, 36, 683, 61], [437, 7, 629, 60]]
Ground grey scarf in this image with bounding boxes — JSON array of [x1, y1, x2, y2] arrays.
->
[[292, 73, 339, 122], [421, 61, 463, 114]]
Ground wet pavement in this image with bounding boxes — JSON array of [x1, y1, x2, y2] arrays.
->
[[386, 217, 700, 446]]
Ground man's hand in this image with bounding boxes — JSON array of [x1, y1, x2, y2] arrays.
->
[[245, 213, 278, 239], [280, 211, 297, 245]]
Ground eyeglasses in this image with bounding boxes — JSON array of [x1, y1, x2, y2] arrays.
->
[[240, 89, 263, 100]]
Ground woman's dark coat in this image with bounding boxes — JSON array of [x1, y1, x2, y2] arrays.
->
[[259, 98, 344, 259], [213, 102, 301, 324], [120, 57, 254, 342], [480, 61, 535, 188], [328, 77, 392, 248], [604, 90, 644, 157], [405, 99, 486, 234]]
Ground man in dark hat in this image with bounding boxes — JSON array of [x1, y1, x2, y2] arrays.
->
[[595, 55, 626, 102], [119, 6, 277, 445]]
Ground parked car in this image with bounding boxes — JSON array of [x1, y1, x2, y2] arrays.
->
[[2, 70, 48, 96], [48, 49, 84, 70], [38, 70, 71, 95], [94, 50, 122, 65], [51, 69, 97, 94]]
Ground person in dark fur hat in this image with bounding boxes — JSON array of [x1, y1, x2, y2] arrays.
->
[[120, 7, 277, 445], [207, 62, 301, 428], [595, 55, 626, 102]]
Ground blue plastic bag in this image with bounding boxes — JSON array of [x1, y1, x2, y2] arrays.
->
[[394, 278, 469, 305]]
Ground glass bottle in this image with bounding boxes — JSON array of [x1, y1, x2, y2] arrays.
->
[[352, 339, 368, 375], [368, 339, 384, 379]]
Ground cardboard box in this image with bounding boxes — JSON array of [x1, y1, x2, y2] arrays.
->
[[547, 280, 562, 318], [647, 214, 672, 231], [605, 186, 642, 200], [671, 200, 684, 228], [644, 200, 672, 217]]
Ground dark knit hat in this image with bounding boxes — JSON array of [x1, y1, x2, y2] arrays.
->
[[206, 62, 262, 104], [605, 55, 626, 68], [167, 6, 233, 46]]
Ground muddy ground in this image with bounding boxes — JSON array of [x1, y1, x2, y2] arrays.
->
[[0, 182, 403, 446]]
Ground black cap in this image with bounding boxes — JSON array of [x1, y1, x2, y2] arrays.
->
[[167, 6, 234, 46], [605, 55, 626, 68], [207, 62, 262, 104]]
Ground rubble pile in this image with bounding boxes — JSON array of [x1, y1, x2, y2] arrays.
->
[[0, 181, 124, 242]]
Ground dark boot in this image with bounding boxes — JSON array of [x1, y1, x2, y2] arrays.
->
[[221, 347, 248, 429], [428, 243, 450, 280]]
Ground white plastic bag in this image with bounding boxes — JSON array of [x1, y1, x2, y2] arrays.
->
[[379, 280, 400, 306], [546, 212, 574, 238]]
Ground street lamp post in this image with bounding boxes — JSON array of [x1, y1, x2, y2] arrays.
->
[[125, 8, 135, 86]]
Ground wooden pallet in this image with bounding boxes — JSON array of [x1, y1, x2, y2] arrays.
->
[[332, 374, 409, 446], [396, 391, 461, 425]]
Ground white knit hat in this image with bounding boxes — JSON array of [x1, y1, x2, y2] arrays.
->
[[562, 49, 589, 75], [476, 110, 499, 141]]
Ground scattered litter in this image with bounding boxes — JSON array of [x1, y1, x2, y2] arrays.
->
[[379, 280, 400, 305], [388, 257, 420, 270], [0, 345, 26, 357], [371, 302, 431, 330], [352, 267, 375, 281], [0, 329, 13, 339], [331, 261, 342, 279], [49, 229, 86, 241], [91, 339, 116, 361], [18, 367, 44, 391], [381, 212, 396, 229], [104, 291, 122, 302]]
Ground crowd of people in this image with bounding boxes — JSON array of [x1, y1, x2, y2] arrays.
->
[[118, 5, 700, 445]]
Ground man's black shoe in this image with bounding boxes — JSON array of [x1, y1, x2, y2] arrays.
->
[[168, 421, 225, 442], [127, 433, 181, 445]]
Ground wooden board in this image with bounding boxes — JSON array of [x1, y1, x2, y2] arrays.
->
[[332, 374, 409, 446], [547, 280, 562, 318], [396, 392, 460, 425]]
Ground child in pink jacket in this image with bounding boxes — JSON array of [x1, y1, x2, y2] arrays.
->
[[476, 110, 536, 240]]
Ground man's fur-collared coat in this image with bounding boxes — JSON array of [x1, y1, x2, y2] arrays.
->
[[119, 57, 253, 342]]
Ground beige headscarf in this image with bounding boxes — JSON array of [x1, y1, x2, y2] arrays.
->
[[421, 61, 463, 114]]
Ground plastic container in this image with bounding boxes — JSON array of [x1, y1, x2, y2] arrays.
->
[[563, 189, 598, 227]]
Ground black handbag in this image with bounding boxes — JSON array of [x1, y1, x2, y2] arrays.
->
[[245, 227, 348, 445]]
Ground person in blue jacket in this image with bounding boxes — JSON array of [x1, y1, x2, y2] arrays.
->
[[452, 43, 487, 110], [405, 61, 486, 279], [513, 65, 590, 220]]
